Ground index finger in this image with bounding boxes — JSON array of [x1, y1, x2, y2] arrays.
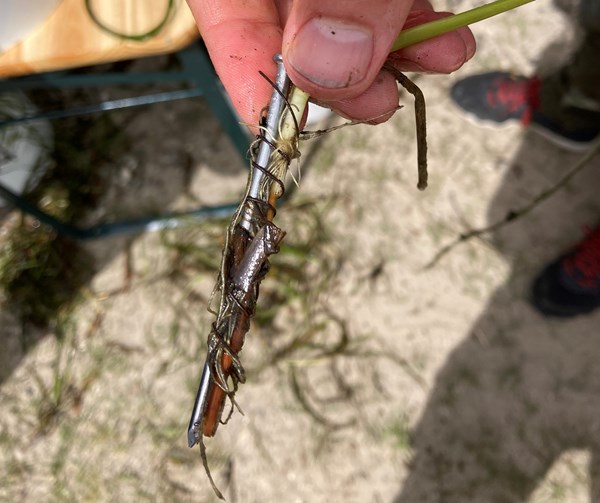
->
[[186, 0, 284, 127]]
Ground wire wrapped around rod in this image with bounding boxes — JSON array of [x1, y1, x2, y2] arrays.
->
[[251, 134, 288, 195]]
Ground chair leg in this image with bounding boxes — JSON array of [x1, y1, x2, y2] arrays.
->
[[178, 43, 251, 164]]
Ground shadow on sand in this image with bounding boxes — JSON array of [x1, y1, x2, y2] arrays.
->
[[394, 97, 600, 503]]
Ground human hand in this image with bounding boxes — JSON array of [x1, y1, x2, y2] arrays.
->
[[186, 0, 475, 128]]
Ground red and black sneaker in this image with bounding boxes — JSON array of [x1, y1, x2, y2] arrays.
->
[[450, 71, 540, 124], [531, 225, 600, 317], [450, 72, 600, 152]]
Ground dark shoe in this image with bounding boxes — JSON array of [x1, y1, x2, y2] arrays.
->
[[531, 225, 600, 317], [450, 71, 600, 152], [529, 112, 600, 152], [450, 71, 539, 124]]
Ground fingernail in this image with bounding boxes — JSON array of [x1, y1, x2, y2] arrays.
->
[[402, 11, 430, 29], [391, 59, 427, 73], [288, 17, 373, 89]]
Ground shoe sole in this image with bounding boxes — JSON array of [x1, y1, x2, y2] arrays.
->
[[453, 103, 600, 153], [529, 122, 600, 153]]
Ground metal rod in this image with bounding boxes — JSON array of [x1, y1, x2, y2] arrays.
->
[[0, 89, 203, 128], [187, 55, 291, 447], [187, 363, 212, 447], [247, 54, 290, 200]]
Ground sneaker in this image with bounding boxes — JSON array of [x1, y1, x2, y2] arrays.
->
[[450, 71, 600, 152], [450, 71, 539, 124], [531, 225, 600, 317]]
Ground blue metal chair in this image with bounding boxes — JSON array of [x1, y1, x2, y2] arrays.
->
[[0, 40, 249, 239]]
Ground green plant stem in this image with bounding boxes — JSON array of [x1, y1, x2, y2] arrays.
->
[[280, 87, 310, 143], [392, 0, 535, 51]]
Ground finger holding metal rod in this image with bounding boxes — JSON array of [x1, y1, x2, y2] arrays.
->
[[187, 0, 534, 448], [253, 0, 537, 167]]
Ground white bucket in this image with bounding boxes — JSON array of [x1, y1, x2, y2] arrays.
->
[[0, 0, 63, 52], [0, 92, 53, 206]]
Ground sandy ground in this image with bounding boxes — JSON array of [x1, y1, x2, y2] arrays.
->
[[2, 1, 600, 502]]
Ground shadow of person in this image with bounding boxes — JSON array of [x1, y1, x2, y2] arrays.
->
[[393, 121, 600, 501]]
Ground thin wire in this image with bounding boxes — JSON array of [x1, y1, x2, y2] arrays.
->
[[84, 0, 176, 42]]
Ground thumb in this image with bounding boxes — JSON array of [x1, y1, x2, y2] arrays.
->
[[282, 1, 414, 101]]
